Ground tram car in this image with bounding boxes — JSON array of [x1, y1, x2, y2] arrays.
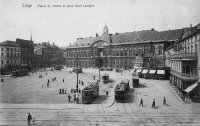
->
[[12, 69, 29, 77], [115, 79, 130, 101], [102, 73, 109, 83], [131, 69, 139, 87], [82, 82, 99, 103], [72, 67, 82, 73]]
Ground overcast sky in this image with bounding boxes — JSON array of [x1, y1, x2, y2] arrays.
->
[[0, 0, 200, 47]]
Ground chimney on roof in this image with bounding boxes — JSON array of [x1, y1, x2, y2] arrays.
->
[[96, 33, 98, 37], [90, 36, 92, 38], [190, 24, 192, 27], [151, 28, 154, 31], [169, 29, 170, 31], [116, 32, 118, 35]]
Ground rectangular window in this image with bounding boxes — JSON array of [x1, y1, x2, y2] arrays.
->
[[7, 48, 9, 51], [1, 60, 3, 64]]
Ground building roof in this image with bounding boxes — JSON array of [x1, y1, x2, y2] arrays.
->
[[160, 29, 184, 41], [0, 40, 19, 47], [137, 30, 164, 41], [70, 27, 189, 48]]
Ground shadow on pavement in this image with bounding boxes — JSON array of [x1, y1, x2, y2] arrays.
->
[[135, 83, 147, 88], [92, 95, 108, 104], [116, 88, 135, 103]]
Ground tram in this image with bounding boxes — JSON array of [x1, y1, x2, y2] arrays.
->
[[115, 79, 130, 102], [82, 81, 99, 103]]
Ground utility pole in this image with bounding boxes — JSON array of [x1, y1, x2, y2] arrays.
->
[[76, 58, 79, 103]]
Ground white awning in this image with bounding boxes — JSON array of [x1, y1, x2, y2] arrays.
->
[[185, 82, 199, 93], [141, 69, 148, 74], [136, 69, 142, 73], [157, 70, 165, 74], [149, 70, 156, 74]]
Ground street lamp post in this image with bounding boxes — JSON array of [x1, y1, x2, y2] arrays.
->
[[76, 58, 79, 103]]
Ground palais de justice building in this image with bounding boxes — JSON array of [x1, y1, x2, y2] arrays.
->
[[64, 25, 186, 69]]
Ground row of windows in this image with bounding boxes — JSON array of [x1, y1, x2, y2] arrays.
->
[[1, 53, 20, 57], [64, 45, 163, 58], [1, 48, 20, 52], [1, 59, 20, 65]]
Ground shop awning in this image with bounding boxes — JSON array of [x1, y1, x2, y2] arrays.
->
[[157, 70, 165, 74], [136, 69, 142, 73], [149, 70, 156, 74], [185, 82, 199, 93], [141, 69, 148, 74]]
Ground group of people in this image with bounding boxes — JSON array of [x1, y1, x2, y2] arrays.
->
[[59, 88, 67, 94], [139, 97, 167, 108]]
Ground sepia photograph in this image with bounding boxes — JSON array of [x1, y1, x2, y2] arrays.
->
[[0, 0, 200, 125]]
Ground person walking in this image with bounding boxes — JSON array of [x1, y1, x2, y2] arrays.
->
[[27, 113, 32, 125], [139, 98, 143, 107], [106, 90, 108, 96], [152, 98, 156, 109], [163, 97, 166, 105], [63, 78, 64, 83]]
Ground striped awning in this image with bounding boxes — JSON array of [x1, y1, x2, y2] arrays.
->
[[185, 82, 199, 93], [136, 69, 142, 73], [149, 70, 156, 74], [141, 69, 148, 74], [157, 70, 165, 74]]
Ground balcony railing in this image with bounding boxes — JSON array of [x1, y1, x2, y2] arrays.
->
[[170, 70, 199, 80], [170, 52, 197, 60]]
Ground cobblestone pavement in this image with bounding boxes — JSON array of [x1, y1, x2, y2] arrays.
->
[[0, 68, 200, 125]]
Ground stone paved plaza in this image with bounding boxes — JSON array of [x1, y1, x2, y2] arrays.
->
[[0, 68, 200, 125]]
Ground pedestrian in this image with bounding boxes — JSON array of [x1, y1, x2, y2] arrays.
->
[[152, 98, 156, 109], [68, 94, 71, 102], [139, 98, 143, 107], [32, 117, 35, 124], [106, 90, 108, 96], [59, 89, 61, 94], [48, 79, 50, 83], [63, 78, 64, 83], [46, 72, 47, 75], [52, 78, 54, 82], [82, 81, 84, 85], [93, 75, 95, 80], [42, 84, 43, 88], [79, 89, 81, 93], [163, 97, 166, 105], [62, 88, 64, 94], [47, 82, 49, 87], [27, 113, 32, 125], [73, 93, 76, 101]]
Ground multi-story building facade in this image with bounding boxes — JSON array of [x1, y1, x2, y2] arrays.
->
[[16, 38, 34, 70], [64, 25, 186, 70], [167, 23, 200, 100], [32, 42, 61, 69], [0, 40, 21, 73], [32, 45, 45, 70]]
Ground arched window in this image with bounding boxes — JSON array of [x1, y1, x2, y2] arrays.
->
[[191, 45, 193, 53], [195, 44, 197, 52], [158, 46, 163, 55], [151, 46, 155, 53], [188, 46, 190, 53]]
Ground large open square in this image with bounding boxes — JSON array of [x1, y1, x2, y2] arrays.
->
[[1, 68, 200, 125]]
